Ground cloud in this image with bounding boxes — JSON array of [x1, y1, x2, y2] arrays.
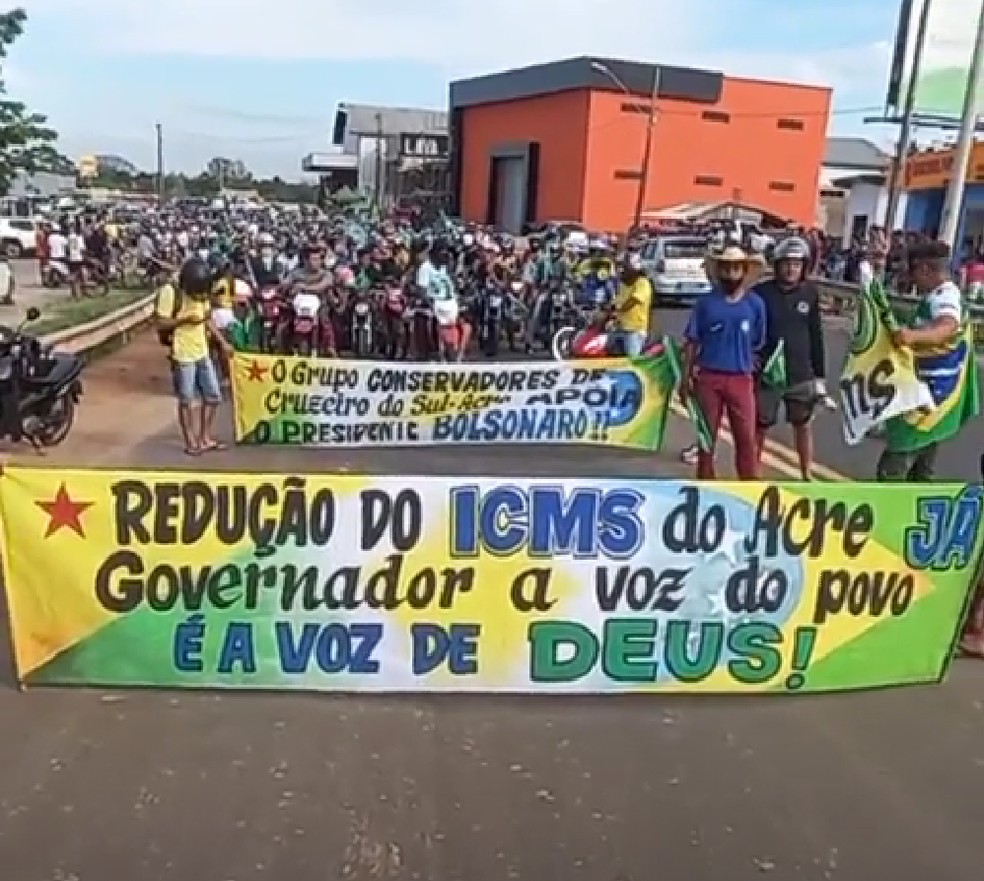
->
[[25, 0, 881, 83], [19, 0, 899, 173]]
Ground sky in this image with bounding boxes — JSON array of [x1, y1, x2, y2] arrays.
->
[[6, 0, 909, 180]]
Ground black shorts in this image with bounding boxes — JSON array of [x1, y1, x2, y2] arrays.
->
[[757, 380, 816, 428]]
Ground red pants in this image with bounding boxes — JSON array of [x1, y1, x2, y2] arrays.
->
[[694, 369, 758, 480]]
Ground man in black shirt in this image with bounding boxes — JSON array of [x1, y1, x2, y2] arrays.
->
[[754, 236, 831, 480]]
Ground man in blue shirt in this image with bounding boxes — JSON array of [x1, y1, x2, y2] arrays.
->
[[682, 245, 766, 479]]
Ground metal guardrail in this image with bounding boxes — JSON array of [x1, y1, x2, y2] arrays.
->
[[42, 293, 156, 356], [816, 278, 984, 348]]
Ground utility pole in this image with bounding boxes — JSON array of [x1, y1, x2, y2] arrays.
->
[[373, 112, 384, 214], [939, 0, 984, 247], [633, 65, 661, 233], [883, 0, 933, 230], [155, 122, 164, 203]]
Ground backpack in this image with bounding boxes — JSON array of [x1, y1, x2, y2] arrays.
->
[[156, 285, 183, 348]]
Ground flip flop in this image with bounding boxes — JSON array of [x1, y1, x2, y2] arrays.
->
[[183, 447, 202, 457], [957, 638, 984, 659], [201, 441, 227, 452]]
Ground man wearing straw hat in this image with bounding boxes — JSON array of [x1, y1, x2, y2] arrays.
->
[[680, 244, 767, 479]]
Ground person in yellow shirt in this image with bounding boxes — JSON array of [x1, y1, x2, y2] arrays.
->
[[155, 257, 232, 456], [610, 252, 653, 356]]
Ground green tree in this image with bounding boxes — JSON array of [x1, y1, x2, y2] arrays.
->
[[0, 9, 60, 195]]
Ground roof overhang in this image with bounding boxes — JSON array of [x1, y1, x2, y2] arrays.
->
[[641, 200, 790, 226], [831, 173, 887, 189], [302, 152, 358, 173]]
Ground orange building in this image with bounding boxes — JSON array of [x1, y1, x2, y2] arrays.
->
[[449, 56, 831, 232]]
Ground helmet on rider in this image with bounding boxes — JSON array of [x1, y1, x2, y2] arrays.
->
[[335, 266, 356, 289], [620, 251, 644, 282], [178, 257, 213, 299], [233, 278, 253, 301], [772, 235, 810, 287], [430, 236, 451, 267]]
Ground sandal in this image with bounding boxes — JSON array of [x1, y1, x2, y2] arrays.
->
[[183, 446, 202, 457], [200, 441, 227, 452], [957, 637, 984, 659]]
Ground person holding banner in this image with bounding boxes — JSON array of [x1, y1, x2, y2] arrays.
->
[[681, 245, 765, 479], [878, 241, 979, 482], [754, 237, 830, 480], [958, 455, 984, 659]]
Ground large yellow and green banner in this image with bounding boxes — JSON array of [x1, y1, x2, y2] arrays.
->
[[3, 467, 981, 693], [231, 352, 676, 449]]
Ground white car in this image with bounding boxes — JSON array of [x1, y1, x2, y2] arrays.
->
[[641, 235, 712, 305], [0, 218, 38, 258]]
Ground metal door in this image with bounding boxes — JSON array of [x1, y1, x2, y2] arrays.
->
[[493, 156, 525, 233]]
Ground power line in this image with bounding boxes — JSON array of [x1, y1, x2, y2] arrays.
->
[[180, 104, 331, 126], [168, 130, 315, 144]]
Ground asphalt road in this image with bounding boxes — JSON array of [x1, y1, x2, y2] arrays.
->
[[655, 306, 984, 483], [1, 333, 984, 880]]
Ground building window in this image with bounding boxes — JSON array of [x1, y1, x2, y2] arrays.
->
[[620, 101, 651, 114], [777, 118, 804, 131], [702, 110, 730, 123], [614, 169, 642, 180], [769, 181, 795, 192], [694, 175, 723, 186]]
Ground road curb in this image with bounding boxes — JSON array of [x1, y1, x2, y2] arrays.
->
[[42, 293, 155, 360]]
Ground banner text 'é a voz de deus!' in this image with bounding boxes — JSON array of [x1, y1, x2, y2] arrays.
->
[[231, 353, 676, 449], [2, 467, 981, 693]]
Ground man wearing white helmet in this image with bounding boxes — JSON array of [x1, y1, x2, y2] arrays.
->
[[250, 231, 282, 288], [753, 235, 830, 480]]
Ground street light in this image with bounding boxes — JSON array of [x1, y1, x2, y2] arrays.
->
[[591, 60, 660, 231]]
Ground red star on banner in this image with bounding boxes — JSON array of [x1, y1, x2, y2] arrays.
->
[[246, 359, 268, 382], [36, 483, 94, 538]]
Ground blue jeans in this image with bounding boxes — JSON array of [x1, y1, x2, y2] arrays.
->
[[172, 357, 222, 405], [611, 330, 646, 357]]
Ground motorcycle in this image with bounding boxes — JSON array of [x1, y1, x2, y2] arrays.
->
[[349, 291, 375, 358], [289, 291, 322, 357], [41, 260, 71, 289], [433, 298, 469, 363], [256, 286, 282, 354], [380, 284, 409, 360], [551, 311, 665, 361], [478, 282, 507, 357], [0, 307, 84, 449], [547, 284, 576, 341], [409, 296, 439, 361]]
